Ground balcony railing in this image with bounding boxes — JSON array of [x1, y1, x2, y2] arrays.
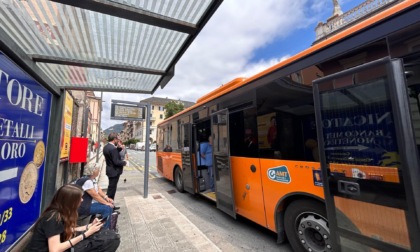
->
[[315, 0, 400, 42]]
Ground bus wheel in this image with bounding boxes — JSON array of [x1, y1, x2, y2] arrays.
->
[[174, 166, 184, 192], [284, 200, 331, 252]]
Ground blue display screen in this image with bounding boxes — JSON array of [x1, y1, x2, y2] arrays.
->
[[0, 51, 52, 251]]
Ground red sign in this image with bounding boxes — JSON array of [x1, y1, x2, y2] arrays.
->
[[69, 137, 88, 163]]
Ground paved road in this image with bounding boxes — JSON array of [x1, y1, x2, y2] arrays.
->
[[126, 149, 159, 178], [126, 149, 293, 251]]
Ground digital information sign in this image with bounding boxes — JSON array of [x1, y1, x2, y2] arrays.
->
[[110, 103, 145, 121], [0, 51, 52, 251]]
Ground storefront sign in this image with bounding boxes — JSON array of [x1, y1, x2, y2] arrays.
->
[[0, 51, 52, 251], [60, 91, 73, 160]]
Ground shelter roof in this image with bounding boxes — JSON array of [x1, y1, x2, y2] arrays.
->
[[0, 0, 222, 94]]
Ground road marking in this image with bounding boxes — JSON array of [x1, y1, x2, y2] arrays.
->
[[0, 167, 18, 183], [128, 158, 157, 179]]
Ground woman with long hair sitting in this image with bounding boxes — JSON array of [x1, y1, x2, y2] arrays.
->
[[26, 184, 117, 252]]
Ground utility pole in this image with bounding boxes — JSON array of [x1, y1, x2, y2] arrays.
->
[[110, 100, 150, 198], [80, 91, 89, 177], [144, 102, 151, 198], [96, 91, 103, 163]]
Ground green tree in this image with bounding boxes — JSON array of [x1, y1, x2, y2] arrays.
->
[[124, 138, 139, 145], [164, 101, 184, 119]]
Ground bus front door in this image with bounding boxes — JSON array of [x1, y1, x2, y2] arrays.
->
[[313, 58, 420, 252], [211, 109, 236, 218], [180, 123, 194, 194]]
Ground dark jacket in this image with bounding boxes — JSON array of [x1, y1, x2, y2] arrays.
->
[[103, 142, 126, 177], [73, 176, 93, 215]]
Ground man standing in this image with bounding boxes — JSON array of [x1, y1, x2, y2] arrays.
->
[[103, 132, 126, 200]]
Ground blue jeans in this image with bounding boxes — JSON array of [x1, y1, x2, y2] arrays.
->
[[208, 166, 214, 191], [90, 202, 113, 229]]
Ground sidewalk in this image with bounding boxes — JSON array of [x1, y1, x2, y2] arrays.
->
[[94, 156, 220, 252]]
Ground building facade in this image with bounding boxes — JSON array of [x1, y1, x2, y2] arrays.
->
[[130, 97, 194, 144]]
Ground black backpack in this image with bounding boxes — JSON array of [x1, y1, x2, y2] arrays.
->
[[72, 176, 93, 216], [73, 228, 120, 252]]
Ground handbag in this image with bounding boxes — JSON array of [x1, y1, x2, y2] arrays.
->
[[72, 228, 120, 252], [109, 211, 120, 232]]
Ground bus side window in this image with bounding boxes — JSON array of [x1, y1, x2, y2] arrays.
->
[[229, 108, 259, 158], [158, 128, 165, 152], [277, 115, 302, 160], [256, 78, 315, 161], [171, 122, 178, 152]]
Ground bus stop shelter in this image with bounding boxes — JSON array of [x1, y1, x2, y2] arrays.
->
[[0, 0, 222, 225]]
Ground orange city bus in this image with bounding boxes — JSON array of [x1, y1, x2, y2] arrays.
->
[[156, 1, 420, 251]]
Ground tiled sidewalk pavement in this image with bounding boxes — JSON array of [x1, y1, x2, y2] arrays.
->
[[96, 156, 220, 252], [120, 194, 221, 252]]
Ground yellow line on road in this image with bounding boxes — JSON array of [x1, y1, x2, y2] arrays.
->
[[127, 158, 156, 179]]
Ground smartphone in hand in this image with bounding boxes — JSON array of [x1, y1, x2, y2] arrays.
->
[[99, 217, 107, 223]]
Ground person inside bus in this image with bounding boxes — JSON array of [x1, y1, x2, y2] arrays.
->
[[163, 145, 173, 152], [267, 116, 278, 148], [197, 133, 208, 164], [305, 138, 320, 162], [200, 135, 214, 192], [244, 128, 258, 156]]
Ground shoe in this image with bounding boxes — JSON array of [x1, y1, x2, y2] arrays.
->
[[113, 206, 120, 211]]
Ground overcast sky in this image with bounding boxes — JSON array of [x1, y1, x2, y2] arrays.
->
[[99, 0, 364, 129]]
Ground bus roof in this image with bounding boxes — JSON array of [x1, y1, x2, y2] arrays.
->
[[159, 0, 420, 126]]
